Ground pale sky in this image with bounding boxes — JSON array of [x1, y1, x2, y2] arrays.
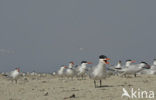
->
[[0, 0, 156, 72]]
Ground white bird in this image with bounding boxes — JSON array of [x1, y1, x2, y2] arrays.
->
[[150, 59, 156, 70], [107, 60, 123, 76], [125, 60, 136, 67], [10, 68, 20, 83], [139, 59, 156, 75], [89, 55, 110, 88], [120, 62, 150, 77], [57, 65, 67, 78], [109, 60, 136, 71], [76, 61, 92, 79], [52, 72, 56, 75], [115, 60, 122, 69], [147, 59, 156, 74], [106, 60, 122, 75], [66, 61, 75, 79], [116, 60, 136, 75]]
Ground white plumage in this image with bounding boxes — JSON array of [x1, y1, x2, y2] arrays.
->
[[89, 55, 110, 87], [10, 68, 20, 83], [65, 62, 75, 79], [76, 61, 92, 79]]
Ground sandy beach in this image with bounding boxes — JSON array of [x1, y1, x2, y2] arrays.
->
[[0, 74, 156, 100]]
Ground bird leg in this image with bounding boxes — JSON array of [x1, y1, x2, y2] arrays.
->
[[15, 79, 17, 84], [100, 80, 102, 87], [94, 80, 96, 88], [134, 74, 136, 77]]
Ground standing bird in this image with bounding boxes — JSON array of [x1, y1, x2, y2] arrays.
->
[[115, 60, 122, 69], [140, 59, 156, 74], [120, 62, 150, 77], [151, 59, 156, 70], [10, 68, 20, 83], [66, 61, 75, 79], [76, 61, 92, 79], [111, 60, 123, 76], [57, 65, 67, 79], [89, 55, 110, 88], [125, 60, 136, 67], [116, 60, 136, 76]]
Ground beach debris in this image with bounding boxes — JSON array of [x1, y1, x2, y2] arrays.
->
[[42, 81, 47, 83], [64, 94, 76, 99], [44, 92, 49, 96]]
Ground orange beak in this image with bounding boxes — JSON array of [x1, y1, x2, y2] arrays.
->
[[105, 61, 110, 64], [104, 58, 110, 64], [17, 68, 20, 72], [87, 62, 93, 64], [106, 58, 110, 60], [71, 62, 74, 65], [64, 66, 67, 68], [131, 60, 136, 63]]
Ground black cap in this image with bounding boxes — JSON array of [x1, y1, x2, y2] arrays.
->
[[126, 59, 132, 62], [140, 62, 148, 64], [81, 61, 87, 64], [99, 55, 107, 59], [119, 60, 122, 63], [69, 61, 74, 63]]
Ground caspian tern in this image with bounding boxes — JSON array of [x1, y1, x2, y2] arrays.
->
[[139, 59, 156, 75], [76, 61, 92, 79], [10, 68, 20, 83], [89, 55, 110, 88], [57, 65, 67, 79], [120, 62, 150, 77], [108, 60, 136, 75], [125, 60, 136, 67], [110, 60, 135, 71], [66, 61, 75, 79]]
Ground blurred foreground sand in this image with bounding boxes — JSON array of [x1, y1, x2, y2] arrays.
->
[[0, 74, 156, 100]]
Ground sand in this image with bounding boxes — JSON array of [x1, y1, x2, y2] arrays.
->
[[0, 74, 156, 100]]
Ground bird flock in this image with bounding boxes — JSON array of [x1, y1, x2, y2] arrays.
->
[[1, 55, 156, 88]]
